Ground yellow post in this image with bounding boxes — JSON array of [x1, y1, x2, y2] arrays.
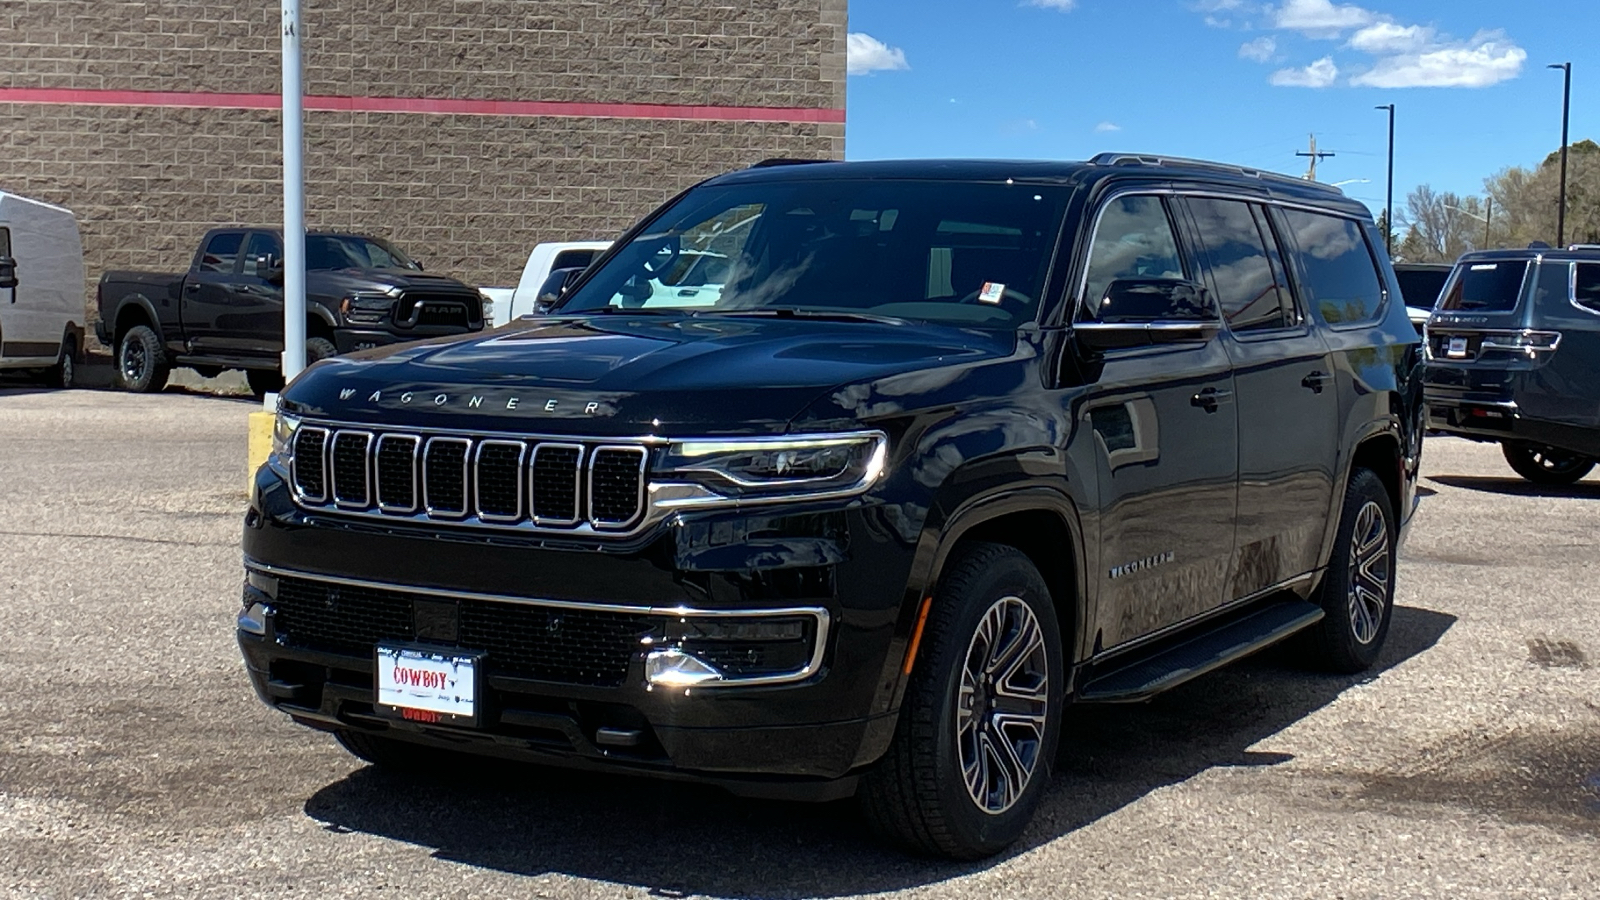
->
[[248, 410, 275, 493]]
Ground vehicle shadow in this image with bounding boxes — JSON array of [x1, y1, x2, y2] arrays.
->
[[303, 606, 1455, 897], [1428, 474, 1600, 500]]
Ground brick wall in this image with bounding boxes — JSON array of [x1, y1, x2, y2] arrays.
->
[[0, 0, 847, 337]]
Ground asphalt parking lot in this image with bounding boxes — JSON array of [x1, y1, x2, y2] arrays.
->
[[2, 385, 1598, 899]]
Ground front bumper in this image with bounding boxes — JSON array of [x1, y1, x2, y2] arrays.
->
[[239, 465, 915, 794]]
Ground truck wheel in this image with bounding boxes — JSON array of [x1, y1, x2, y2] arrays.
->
[[42, 334, 76, 389], [1305, 468, 1395, 674], [334, 729, 449, 771], [246, 368, 283, 397], [1501, 442, 1594, 485], [859, 542, 1062, 860], [307, 336, 337, 362], [117, 325, 169, 393]]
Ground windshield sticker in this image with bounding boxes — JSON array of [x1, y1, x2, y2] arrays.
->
[[978, 282, 1005, 304]]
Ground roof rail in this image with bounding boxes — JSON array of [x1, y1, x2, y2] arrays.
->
[[1568, 244, 1600, 251], [1089, 152, 1341, 194], [748, 158, 830, 169]]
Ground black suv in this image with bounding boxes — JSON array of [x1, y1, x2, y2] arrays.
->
[[240, 156, 1422, 858], [1425, 246, 1600, 484]]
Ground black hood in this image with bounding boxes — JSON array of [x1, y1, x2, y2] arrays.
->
[[281, 314, 1015, 435], [307, 268, 479, 297]]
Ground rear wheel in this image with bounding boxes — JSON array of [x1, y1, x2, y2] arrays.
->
[[40, 334, 76, 388], [1502, 442, 1594, 485], [859, 542, 1062, 860], [1305, 468, 1395, 674], [117, 325, 169, 393]]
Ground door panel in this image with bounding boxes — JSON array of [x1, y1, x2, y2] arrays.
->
[[227, 232, 286, 357], [180, 231, 246, 353]]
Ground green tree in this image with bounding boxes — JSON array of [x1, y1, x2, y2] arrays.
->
[[1484, 139, 1600, 247]]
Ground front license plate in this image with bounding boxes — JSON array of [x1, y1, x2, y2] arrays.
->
[[375, 645, 480, 727], [1446, 336, 1469, 358]]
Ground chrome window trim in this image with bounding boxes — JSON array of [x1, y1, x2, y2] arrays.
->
[[289, 425, 329, 504], [243, 559, 831, 688], [329, 430, 374, 509], [374, 433, 420, 513], [422, 436, 472, 519], [1568, 261, 1600, 318], [474, 439, 527, 522], [588, 445, 649, 529], [530, 442, 585, 526]]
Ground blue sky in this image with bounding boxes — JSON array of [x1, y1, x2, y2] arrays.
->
[[846, 0, 1598, 219]]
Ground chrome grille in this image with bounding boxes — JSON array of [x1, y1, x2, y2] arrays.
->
[[289, 425, 649, 534]]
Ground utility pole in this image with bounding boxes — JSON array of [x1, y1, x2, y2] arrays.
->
[[281, 0, 307, 385], [1485, 196, 1494, 248], [1296, 134, 1336, 182], [1548, 62, 1572, 247], [1376, 105, 1395, 256]]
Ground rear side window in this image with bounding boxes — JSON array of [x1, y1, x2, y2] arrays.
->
[[1279, 210, 1385, 326], [1186, 197, 1289, 332], [198, 232, 243, 273], [1394, 268, 1450, 310], [1438, 261, 1528, 312], [552, 249, 596, 270], [1575, 264, 1600, 314]]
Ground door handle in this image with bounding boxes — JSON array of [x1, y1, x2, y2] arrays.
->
[[185, 283, 200, 293], [1191, 387, 1233, 413], [1302, 370, 1332, 394], [231, 284, 253, 294]]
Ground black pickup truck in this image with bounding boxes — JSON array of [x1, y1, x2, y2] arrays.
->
[[96, 228, 485, 394], [241, 157, 1422, 859]]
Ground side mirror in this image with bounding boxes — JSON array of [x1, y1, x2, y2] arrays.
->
[[1074, 279, 1221, 351], [413, 259, 425, 271], [533, 266, 585, 314], [0, 256, 16, 290], [259, 254, 284, 283]]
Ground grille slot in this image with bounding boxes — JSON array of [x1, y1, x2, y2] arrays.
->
[[423, 437, 470, 516], [475, 440, 525, 521], [291, 427, 328, 501], [375, 434, 419, 512], [590, 447, 646, 527], [269, 576, 656, 687], [531, 444, 583, 525], [330, 431, 373, 507]]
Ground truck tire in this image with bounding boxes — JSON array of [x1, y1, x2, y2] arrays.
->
[[1501, 442, 1594, 485], [307, 336, 337, 363], [117, 325, 169, 393], [247, 338, 337, 397], [1304, 468, 1395, 674], [858, 542, 1062, 860]]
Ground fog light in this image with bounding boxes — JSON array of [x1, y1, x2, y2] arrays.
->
[[644, 648, 724, 687], [237, 601, 272, 636]]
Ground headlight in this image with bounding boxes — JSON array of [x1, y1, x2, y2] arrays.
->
[[655, 432, 888, 500], [271, 410, 301, 464], [340, 291, 394, 324]]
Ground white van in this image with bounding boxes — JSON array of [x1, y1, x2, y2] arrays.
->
[[0, 192, 85, 387], [490, 240, 611, 326]]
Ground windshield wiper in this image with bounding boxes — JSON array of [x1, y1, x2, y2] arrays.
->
[[703, 308, 908, 325]]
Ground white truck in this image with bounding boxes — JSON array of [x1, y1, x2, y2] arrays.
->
[[0, 192, 86, 388], [484, 240, 611, 327]]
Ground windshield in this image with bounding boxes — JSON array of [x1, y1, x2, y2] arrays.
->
[[305, 235, 419, 271], [1438, 260, 1528, 312], [556, 179, 1069, 328], [1394, 268, 1450, 310]]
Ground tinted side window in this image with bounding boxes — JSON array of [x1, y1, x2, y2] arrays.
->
[[1280, 210, 1385, 325], [1575, 264, 1600, 314], [552, 249, 596, 270], [198, 232, 244, 274], [1082, 195, 1185, 318], [241, 232, 283, 277], [1187, 198, 1287, 332]]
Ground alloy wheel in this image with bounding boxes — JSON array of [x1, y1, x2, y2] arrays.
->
[[1346, 500, 1390, 645], [956, 595, 1050, 815], [121, 340, 146, 382], [1529, 448, 1588, 475]]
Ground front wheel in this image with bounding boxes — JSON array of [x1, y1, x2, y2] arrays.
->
[[859, 542, 1062, 860], [1502, 442, 1594, 485], [1305, 468, 1396, 674]]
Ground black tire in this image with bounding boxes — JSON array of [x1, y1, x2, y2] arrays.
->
[[38, 334, 76, 389], [333, 729, 448, 771], [1305, 468, 1396, 674], [116, 324, 169, 393], [1501, 442, 1594, 485], [245, 368, 284, 397], [859, 542, 1063, 860], [307, 335, 337, 363]]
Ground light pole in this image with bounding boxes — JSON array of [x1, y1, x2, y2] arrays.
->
[[1548, 62, 1572, 248], [281, 0, 307, 386], [1376, 104, 1395, 257]]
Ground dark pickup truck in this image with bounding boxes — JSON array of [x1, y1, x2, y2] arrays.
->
[[96, 227, 485, 394]]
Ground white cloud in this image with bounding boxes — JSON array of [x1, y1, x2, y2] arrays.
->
[[846, 33, 909, 76], [1348, 21, 1433, 54], [1094, 121, 1122, 133], [1239, 36, 1278, 62], [1026, 0, 1077, 10], [1273, 0, 1374, 37], [1350, 32, 1526, 87], [1270, 56, 1340, 87]]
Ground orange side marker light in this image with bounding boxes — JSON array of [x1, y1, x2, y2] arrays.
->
[[902, 596, 934, 675]]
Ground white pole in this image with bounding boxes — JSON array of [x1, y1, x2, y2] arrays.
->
[[281, 0, 307, 382]]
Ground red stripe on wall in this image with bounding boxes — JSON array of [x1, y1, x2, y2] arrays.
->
[[0, 87, 846, 124]]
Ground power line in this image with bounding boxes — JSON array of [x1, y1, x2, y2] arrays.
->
[[1295, 133, 1336, 181]]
